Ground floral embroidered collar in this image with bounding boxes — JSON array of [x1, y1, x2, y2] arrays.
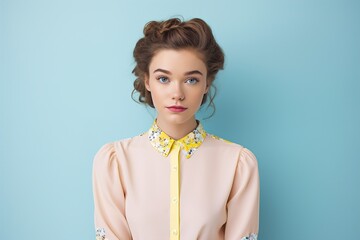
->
[[147, 120, 207, 159]]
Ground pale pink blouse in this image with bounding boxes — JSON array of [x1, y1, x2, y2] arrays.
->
[[93, 121, 260, 240]]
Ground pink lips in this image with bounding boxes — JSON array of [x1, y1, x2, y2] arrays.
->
[[166, 105, 187, 113]]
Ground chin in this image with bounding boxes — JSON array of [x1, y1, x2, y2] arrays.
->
[[162, 113, 195, 126]]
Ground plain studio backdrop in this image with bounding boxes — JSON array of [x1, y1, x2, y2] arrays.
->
[[1, 0, 359, 239]]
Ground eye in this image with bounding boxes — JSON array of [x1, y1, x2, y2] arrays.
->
[[156, 76, 169, 84], [186, 78, 199, 85]]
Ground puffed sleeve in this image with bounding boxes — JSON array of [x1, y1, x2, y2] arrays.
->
[[92, 143, 132, 240], [225, 147, 260, 240]]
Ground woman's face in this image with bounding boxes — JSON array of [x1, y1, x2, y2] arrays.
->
[[145, 48, 209, 127]]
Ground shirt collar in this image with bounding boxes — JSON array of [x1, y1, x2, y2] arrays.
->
[[147, 120, 207, 159]]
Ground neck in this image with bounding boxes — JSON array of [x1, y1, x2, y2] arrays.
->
[[156, 117, 198, 140]]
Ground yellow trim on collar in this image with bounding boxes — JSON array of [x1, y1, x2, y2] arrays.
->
[[147, 120, 207, 159]]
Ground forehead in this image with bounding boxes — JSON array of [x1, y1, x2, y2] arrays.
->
[[149, 49, 207, 74]]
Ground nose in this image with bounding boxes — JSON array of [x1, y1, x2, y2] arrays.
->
[[171, 82, 185, 101]]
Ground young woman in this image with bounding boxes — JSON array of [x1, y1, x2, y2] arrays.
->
[[93, 18, 259, 240]]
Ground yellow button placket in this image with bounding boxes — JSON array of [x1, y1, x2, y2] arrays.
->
[[169, 142, 181, 240]]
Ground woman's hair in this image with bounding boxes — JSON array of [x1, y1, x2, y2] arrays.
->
[[131, 17, 224, 116]]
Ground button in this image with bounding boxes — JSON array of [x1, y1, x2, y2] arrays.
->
[[172, 166, 177, 171], [172, 229, 178, 235], [172, 197, 178, 203]]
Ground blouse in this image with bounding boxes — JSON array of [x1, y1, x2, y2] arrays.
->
[[93, 121, 260, 240]]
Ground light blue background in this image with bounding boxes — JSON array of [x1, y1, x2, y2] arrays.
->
[[1, 0, 359, 239]]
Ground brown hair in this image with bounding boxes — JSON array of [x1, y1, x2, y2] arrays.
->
[[131, 17, 224, 116]]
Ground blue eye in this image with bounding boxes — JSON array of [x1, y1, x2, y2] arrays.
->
[[186, 78, 199, 85], [157, 76, 169, 84]]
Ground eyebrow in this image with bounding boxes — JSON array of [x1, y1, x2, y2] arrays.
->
[[153, 68, 203, 76]]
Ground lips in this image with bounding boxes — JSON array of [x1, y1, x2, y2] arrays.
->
[[166, 105, 187, 113]]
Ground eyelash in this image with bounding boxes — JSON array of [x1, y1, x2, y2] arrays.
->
[[156, 76, 169, 83], [186, 78, 199, 84], [156, 76, 199, 85]]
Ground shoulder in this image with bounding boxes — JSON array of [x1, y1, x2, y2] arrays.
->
[[205, 133, 243, 152], [206, 133, 258, 166], [92, 142, 118, 171], [93, 134, 145, 168]]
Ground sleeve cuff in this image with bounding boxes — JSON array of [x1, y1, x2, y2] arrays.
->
[[241, 233, 258, 240]]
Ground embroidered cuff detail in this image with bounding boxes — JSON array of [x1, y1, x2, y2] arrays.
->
[[241, 233, 258, 240], [96, 228, 107, 240]]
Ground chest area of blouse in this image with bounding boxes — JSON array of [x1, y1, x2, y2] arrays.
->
[[122, 149, 236, 236]]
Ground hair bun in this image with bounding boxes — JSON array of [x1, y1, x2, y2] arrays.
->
[[143, 21, 160, 37], [143, 18, 182, 37], [158, 18, 182, 34]]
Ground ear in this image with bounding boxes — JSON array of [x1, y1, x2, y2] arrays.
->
[[204, 78, 210, 94], [204, 84, 210, 94], [145, 74, 151, 92]]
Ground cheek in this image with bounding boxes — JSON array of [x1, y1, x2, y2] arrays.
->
[[149, 87, 163, 106], [190, 89, 206, 104]]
